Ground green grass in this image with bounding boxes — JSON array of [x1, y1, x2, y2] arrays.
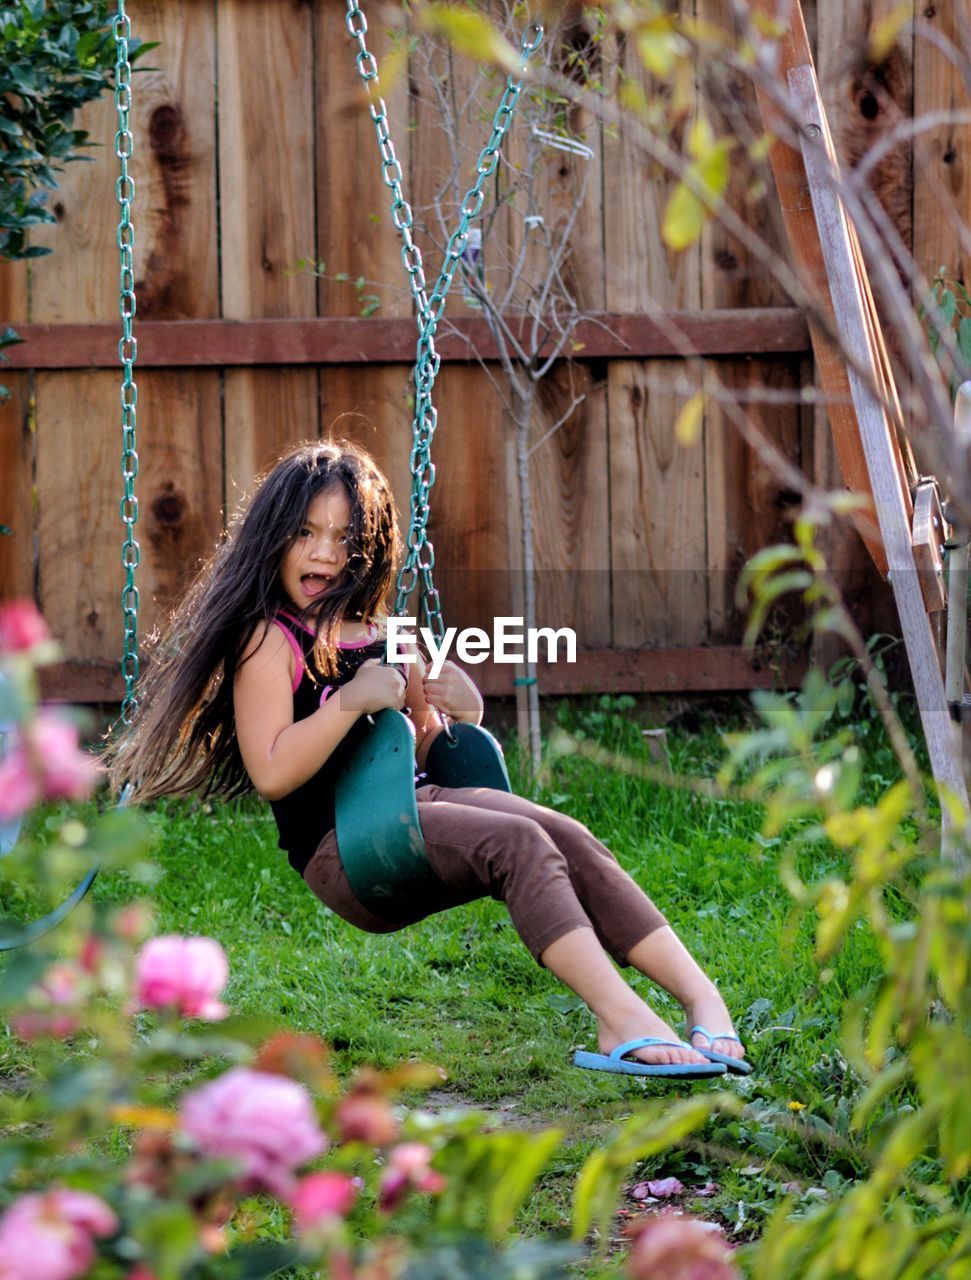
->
[[1, 694, 900, 1254]]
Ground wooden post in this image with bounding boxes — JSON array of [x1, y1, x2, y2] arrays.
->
[[790, 63, 967, 809]]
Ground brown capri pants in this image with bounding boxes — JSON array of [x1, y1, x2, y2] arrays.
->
[[302, 784, 668, 965]]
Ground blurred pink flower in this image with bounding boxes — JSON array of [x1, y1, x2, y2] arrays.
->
[[627, 1214, 736, 1280], [290, 1171, 358, 1232], [0, 1187, 117, 1280], [0, 713, 101, 821], [32, 711, 102, 802], [9, 1011, 80, 1042], [334, 1088, 399, 1147], [136, 935, 230, 1020], [379, 1142, 445, 1212], [112, 902, 154, 942], [39, 963, 83, 1006], [0, 741, 41, 820], [179, 1067, 328, 1197], [0, 601, 51, 654], [10, 962, 85, 1043]]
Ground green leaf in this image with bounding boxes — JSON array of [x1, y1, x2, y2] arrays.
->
[[958, 316, 971, 367], [229, 1243, 306, 1280], [131, 1203, 201, 1280], [675, 389, 704, 445], [419, 6, 520, 75], [635, 16, 684, 78], [486, 1128, 562, 1239], [869, 2, 913, 61], [572, 1096, 731, 1240], [0, 950, 48, 1004], [662, 180, 704, 251]]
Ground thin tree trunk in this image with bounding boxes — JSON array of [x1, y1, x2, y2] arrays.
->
[[513, 387, 542, 769]]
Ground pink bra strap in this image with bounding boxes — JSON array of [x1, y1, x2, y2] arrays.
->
[[270, 618, 305, 693]]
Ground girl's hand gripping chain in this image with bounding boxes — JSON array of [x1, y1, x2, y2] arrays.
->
[[422, 660, 483, 725], [344, 659, 407, 718]]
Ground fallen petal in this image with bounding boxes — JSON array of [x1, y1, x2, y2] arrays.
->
[[647, 1177, 685, 1198]]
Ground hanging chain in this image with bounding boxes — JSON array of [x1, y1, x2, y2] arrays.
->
[[344, 2, 542, 642], [115, 0, 139, 724]]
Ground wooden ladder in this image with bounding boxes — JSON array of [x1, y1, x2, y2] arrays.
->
[[752, 0, 968, 810]]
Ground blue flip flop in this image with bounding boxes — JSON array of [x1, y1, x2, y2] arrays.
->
[[688, 1025, 753, 1075], [574, 1037, 727, 1078]]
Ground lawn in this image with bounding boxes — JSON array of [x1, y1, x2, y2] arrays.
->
[[1, 692, 902, 1267], [11, 701, 905, 1249]]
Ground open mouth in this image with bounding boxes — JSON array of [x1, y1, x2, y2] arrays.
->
[[300, 573, 338, 597]]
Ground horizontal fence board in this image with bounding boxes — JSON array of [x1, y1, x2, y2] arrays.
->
[[38, 646, 805, 704], [3, 310, 812, 369]]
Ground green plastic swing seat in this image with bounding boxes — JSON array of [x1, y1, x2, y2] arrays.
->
[[424, 721, 511, 792], [333, 710, 511, 917]]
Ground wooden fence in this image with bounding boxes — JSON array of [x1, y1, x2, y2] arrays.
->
[[1, 0, 967, 700]]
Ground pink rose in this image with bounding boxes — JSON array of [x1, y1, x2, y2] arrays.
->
[[0, 713, 101, 819], [179, 1067, 328, 1196], [0, 741, 41, 820], [289, 1171, 358, 1231], [135, 936, 230, 1020], [378, 1142, 445, 1212], [0, 601, 51, 654], [0, 1188, 117, 1280], [627, 1214, 737, 1280], [32, 712, 102, 802]]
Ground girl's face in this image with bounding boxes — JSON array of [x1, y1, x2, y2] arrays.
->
[[280, 486, 353, 611]]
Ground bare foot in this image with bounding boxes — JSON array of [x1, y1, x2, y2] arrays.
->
[[684, 987, 747, 1063], [598, 1001, 711, 1067]]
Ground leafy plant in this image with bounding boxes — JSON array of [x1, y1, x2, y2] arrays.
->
[[0, 0, 153, 262], [920, 270, 971, 400]]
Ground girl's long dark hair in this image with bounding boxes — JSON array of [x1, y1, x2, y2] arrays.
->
[[105, 440, 401, 803]]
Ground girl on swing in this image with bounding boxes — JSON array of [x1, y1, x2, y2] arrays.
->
[[108, 439, 750, 1080]]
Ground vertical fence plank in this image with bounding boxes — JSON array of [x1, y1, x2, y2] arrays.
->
[[422, 366, 511, 637], [698, 0, 803, 642], [913, 3, 970, 291], [0, 260, 31, 601], [220, 0, 319, 500], [530, 369, 611, 648], [604, 24, 706, 647], [137, 370, 223, 621], [705, 360, 806, 642], [525, 27, 611, 651], [697, 0, 793, 312], [36, 372, 119, 660], [29, 75, 118, 659], [136, 0, 219, 320]]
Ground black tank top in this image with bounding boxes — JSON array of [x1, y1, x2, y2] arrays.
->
[[268, 614, 387, 875]]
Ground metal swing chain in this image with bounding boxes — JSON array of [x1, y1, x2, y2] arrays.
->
[[115, 0, 139, 725], [344, 2, 542, 642]]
